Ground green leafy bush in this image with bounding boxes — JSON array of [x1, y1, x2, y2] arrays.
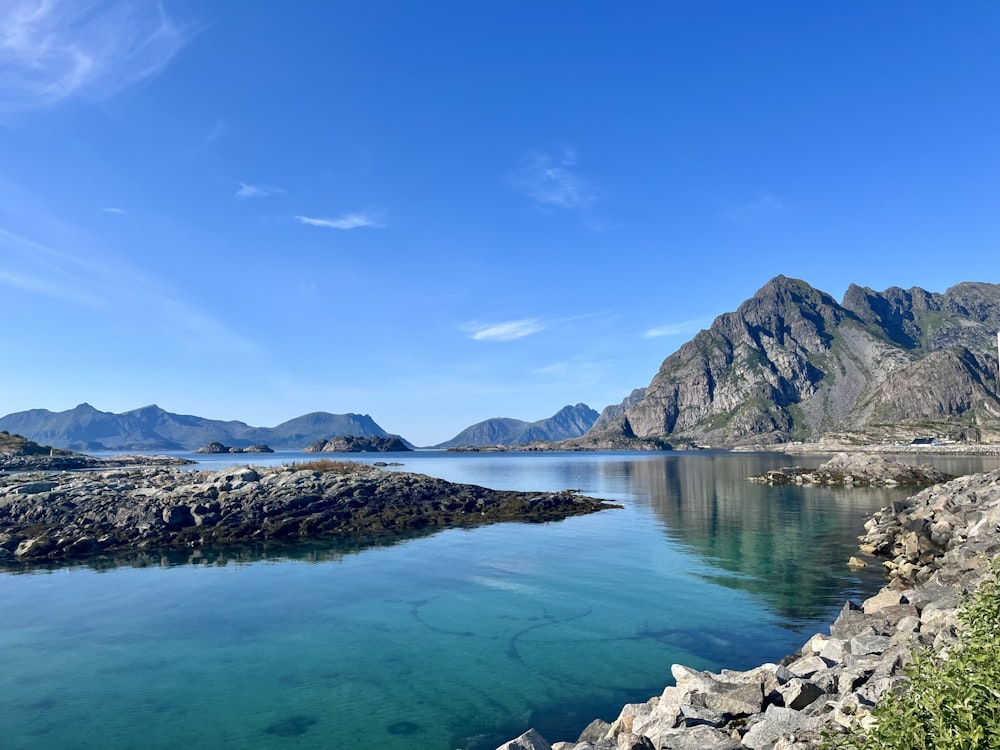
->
[[829, 556, 1000, 749]]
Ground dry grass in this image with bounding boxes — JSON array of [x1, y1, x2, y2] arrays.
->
[[287, 458, 366, 474]]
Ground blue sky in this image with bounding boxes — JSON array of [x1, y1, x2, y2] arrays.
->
[[0, 1, 998, 446]]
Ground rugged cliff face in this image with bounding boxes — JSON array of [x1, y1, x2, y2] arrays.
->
[[589, 276, 1000, 447]]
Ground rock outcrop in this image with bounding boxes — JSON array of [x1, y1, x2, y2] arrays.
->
[[748, 452, 955, 486], [0, 432, 191, 471], [195, 441, 274, 454], [496, 468, 1000, 750], [0, 464, 618, 565], [304, 436, 412, 452]]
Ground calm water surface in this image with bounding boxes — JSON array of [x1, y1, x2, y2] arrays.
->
[[3, 450, 997, 749]]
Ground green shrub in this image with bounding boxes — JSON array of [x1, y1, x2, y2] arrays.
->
[[828, 556, 1000, 749]]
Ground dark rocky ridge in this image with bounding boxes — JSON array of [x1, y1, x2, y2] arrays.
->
[[437, 404, 599, 448], [574, 276, 1000, 449], [0, 431, 191, 471], [498, 467, 1000, 750], [592, 388, 647, 431], [304, 435, 412, 452], [195, 441, 274, 454], [0, 464, 618, 565]]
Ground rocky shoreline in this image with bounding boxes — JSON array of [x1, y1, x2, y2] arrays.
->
[[747, 441, 1000, 457], [498, 468, 1000, 750], [0, 463, 618, 565], [0, 452, 194, 471]]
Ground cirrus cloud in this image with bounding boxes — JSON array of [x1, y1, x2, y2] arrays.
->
[[469, 319, 545, 342], [295, 213, 383, 230], [235, 182, 284, 199], [644, 317, 712, 338], [0, 0, 196, 113], [512, 148, 596, 210]]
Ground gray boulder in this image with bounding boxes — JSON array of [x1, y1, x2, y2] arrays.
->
[[496, 728, 553, 750]]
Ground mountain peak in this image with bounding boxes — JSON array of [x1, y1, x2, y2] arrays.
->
[[589, 277, 1000, 447], [437, 404, 598, 448]]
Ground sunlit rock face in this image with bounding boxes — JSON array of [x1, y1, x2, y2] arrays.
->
[[587, 276, 1000, 447]]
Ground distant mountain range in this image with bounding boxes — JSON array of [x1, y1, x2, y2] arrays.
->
[[571, 276, 1000, 448], [0, 404, 406, 452], [434, 403, 599, 448], [8, 277, 999, 453]]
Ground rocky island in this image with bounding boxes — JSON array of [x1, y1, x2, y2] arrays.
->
[[748, 452, 955, 487], [195, 441, 274, 454], [0, 460, 618, 565], [0, 431, 192, 471], [304, 435, 412, 452]]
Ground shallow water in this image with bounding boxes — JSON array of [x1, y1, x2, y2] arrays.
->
[[2, 451, 996, 749]]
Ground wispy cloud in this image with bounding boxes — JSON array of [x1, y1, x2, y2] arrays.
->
[[202, 119, 226, 147], [469, 319, 545, 342], [725, 191, 788, 222], [0, 1, 196, 113], [235, 182, 284, 199], [100, 206, 126, 215], [512, 148, 596, 210], [0, 223, 258, 354], [644, 317, 712, 338], [295, 213, 383, 230], [532, 360, 604, 385]]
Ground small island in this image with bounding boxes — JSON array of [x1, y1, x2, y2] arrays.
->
[[0, 431, 192, 471], [195, 441, 274, 454], [0, 458, 618, 564], [748, 452, 954, 486], [304, 436, 411, 452]]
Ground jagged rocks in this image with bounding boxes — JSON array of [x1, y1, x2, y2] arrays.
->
[[304, 436, 411, 452], [584, 277, 1000, 448], [499, 729, 553, 750], [748, 452, 954, 486], [195, 441, 274, 454]]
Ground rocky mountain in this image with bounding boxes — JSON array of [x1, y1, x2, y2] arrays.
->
[[436, 403, 599, 448], [592, 387, 647, 430], [578, 276, 1000, 448], [0, 404, 407, 452]]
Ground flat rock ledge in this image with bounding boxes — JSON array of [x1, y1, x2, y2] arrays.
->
[[498, 468, 1000, 750], [0, 453, 194, 471], [748, 452, 954, 487], [0, 465, 618, 565]]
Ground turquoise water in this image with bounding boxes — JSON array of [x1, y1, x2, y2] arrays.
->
[[3, 451, 996, 749]]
